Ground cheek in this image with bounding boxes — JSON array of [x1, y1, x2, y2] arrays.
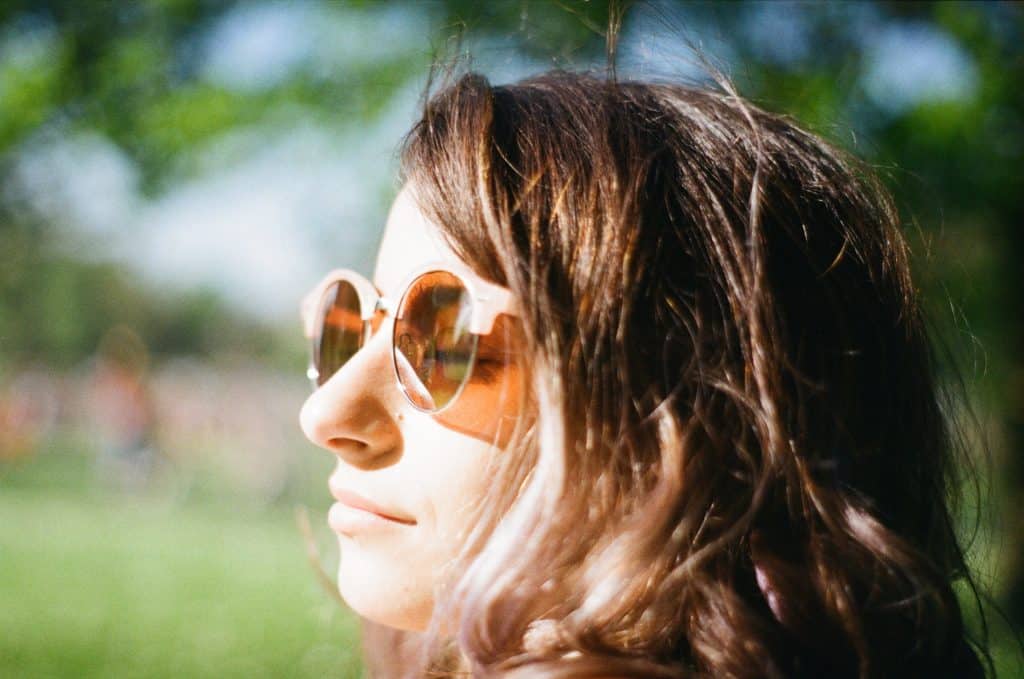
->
[[412, 419, 498, 554], [335, 418, 499, 631]]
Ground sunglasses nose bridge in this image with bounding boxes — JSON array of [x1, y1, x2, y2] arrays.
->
[[373, 295, 395, 317]]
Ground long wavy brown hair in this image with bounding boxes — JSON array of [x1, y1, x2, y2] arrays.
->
[[355, 67, 989, 677]]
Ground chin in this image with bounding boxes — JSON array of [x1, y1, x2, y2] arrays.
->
[[336, 544, 434, 631]]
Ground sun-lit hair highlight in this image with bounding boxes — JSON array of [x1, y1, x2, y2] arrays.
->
[[354, 65, 989, 678]]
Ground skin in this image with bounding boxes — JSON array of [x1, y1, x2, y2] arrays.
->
[[299, 184, 521, 631]]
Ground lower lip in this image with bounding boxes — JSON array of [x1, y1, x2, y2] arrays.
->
[[328, 502, 412, 535]]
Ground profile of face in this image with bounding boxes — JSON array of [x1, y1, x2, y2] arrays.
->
[[299, 185, 522, 632]]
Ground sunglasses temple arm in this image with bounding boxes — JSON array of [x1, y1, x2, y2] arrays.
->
[[473, 287, 518, 335]]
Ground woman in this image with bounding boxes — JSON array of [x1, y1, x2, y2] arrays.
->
[[299, 69, 987, 677]]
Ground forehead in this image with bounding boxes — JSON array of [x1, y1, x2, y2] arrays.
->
[[373, 184, 461, 297]]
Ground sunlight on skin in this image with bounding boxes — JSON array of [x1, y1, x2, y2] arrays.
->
[[299, 183, 524, 632]]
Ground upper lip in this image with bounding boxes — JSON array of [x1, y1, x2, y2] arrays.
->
[[329, 478, 417, 525]]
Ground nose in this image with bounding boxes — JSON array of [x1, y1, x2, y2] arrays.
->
[[299, 323, 404, 469]]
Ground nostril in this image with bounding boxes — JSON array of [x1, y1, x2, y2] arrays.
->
[[328, 437, 368, 453], [327, 437, 401, 471]]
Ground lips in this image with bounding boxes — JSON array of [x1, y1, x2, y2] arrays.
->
[[328, 479, 417, 525]]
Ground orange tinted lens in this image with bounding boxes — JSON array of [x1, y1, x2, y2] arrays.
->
[[313, 280, 364, 387], [393, 271, 478, 411]]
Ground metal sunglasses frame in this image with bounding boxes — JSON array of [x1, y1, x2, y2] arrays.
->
[[301, 260, 519, 412]]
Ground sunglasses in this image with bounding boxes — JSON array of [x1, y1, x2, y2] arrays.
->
[[301, 261, 519, 413]]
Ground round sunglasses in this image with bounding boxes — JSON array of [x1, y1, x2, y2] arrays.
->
[[301, 262, 518, 413]]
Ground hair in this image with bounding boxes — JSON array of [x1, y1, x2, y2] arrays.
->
[[355, 67, 989, 677]]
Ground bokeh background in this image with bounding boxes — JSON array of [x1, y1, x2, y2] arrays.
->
[[0, 1, 1021, 676]]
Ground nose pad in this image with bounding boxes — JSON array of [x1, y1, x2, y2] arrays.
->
[[299, 325, 404, 468]]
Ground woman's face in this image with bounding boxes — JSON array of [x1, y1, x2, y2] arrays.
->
[[299, 185, 521, 631]]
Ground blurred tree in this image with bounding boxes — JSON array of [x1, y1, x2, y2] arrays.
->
[[0, 0, 609, 369]]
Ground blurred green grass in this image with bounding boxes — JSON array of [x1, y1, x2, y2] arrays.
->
[[0, 482, 362, 678], [2, 453, 1022, 676]]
